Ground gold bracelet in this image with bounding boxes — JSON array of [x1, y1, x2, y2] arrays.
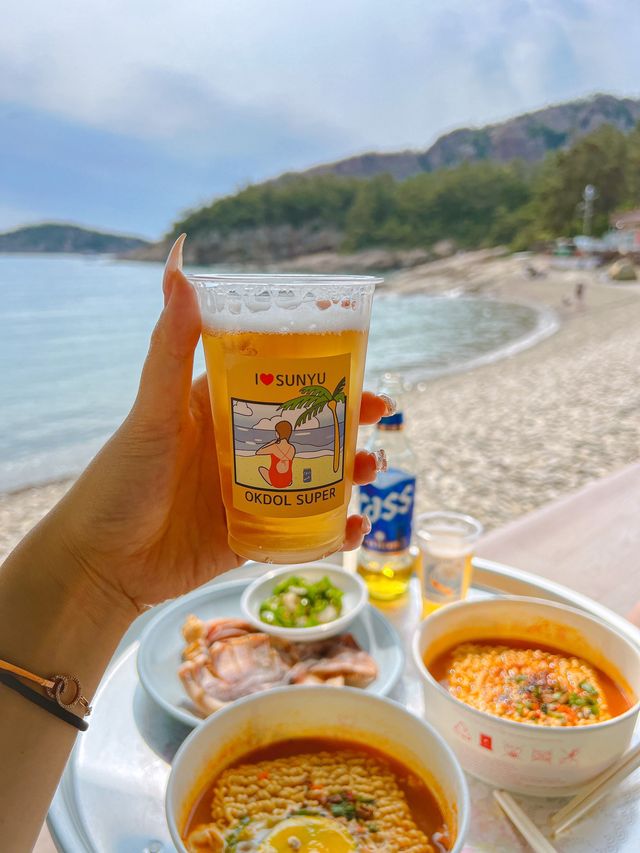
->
[[0, 658, 92, 717]]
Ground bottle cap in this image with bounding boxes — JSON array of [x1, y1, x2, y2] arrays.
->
[[378, 411, 404, 429]]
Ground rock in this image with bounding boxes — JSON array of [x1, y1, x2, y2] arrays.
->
[[432, 239, 456, 258], [609, 259, 637, 281]]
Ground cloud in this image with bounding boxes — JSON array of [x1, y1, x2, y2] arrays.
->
[[0, 98, 348, 237], [255, 413, 320, 431], [3, 0, 639, 149], [1, 0, 639, 234], [233, 400, 254, 416]]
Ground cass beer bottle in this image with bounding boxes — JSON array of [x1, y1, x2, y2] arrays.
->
[[357, 384, 417, 600]]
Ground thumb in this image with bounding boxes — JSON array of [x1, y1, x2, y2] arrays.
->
[[133, 234, 201, 424]]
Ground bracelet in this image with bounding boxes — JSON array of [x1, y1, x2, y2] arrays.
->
[[0, 672, 89, 731], [0, 658, 92, 731]]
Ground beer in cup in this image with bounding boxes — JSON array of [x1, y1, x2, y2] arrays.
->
[[189, 274, 378, 563]]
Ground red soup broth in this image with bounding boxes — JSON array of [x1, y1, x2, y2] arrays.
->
[[184, 737, 450, 845], [427, 638, 632, 721]]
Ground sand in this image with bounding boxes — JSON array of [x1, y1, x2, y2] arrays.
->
[[2, 252, 640, 564]]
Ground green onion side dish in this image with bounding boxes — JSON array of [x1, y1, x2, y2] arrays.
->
[[259, 575, 344, 628]]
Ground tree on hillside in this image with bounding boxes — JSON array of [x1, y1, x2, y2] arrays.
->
[[342, 175, 397, 250], [534, 125, 628, 236], [171, 176, 360, 239], [624, 124, 640, 208], [355, 162, 532, 249]]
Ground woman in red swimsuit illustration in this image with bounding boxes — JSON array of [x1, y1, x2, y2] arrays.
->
[[256, 420, 296, 487]]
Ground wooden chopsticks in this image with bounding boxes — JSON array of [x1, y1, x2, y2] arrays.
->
[[494, 745, 640, 846], [493, 790, 558, 852], [550, 742, 640, 835]]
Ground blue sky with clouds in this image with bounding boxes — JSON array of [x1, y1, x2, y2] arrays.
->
[[2, 0, 639, 238]]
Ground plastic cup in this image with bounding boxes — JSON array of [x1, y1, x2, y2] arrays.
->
[[189, 273, 379, 563]]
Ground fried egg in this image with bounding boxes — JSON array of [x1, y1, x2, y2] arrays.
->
[[259, 815, 356, 852]]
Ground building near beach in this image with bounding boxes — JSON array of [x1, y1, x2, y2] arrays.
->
[[607, 209, 640, 253]]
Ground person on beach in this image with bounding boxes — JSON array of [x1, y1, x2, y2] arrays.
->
[[256, 420, 296, 488], [0, 235, 390, 852]]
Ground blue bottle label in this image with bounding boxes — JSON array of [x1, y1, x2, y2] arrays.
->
[[359, 467, 416, 553]]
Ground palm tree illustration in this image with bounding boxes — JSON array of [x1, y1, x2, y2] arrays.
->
[[279, 378, 346, 473]]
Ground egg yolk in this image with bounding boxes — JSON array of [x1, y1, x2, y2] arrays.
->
[[260, 816, 356, 852]]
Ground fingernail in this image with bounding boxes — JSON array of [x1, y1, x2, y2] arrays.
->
[[166, 233, 186, 272], [163, 233, 187, 305], [372, 448, 388, 473], [379, 393, 397, 417], [360, 515, 372, 534]]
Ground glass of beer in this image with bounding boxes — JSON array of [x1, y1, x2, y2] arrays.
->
[[416, 511, 483, 614], [188, 273, 379, 563]]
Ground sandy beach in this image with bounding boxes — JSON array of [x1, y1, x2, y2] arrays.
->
[[2, 252, 640, 563]]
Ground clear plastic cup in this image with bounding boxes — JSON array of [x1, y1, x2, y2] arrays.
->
[[416, 511, 484, 614], [188, 273, 379, 563]]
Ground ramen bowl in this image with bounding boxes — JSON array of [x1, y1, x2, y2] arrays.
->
[[166, 686, 470, 852], [413, 596, 640, 796]]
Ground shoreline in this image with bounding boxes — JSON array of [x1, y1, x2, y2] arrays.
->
[[2, 252, 639, 563], [388, 294, 560, 385]]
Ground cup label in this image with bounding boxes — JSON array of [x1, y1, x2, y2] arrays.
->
[[225, 353, 350, 517]]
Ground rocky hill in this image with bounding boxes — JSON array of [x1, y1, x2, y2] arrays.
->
[[0, 223, 150, 254], [133, 93, 640, 266], [301, 93, 640, 181]]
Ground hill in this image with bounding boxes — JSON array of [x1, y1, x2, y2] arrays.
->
[[135, 93, 640, 265], [301, 93, 640, 180], [0, 223, 150, 254]]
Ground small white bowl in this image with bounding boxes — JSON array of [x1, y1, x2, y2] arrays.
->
[[166, 686, 470, 852], [412, 596, 640, 796], [240, 562, 368, 642]]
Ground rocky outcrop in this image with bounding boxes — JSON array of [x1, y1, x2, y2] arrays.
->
[[130, 225, 345, 265], [302, 94, 640, 179]]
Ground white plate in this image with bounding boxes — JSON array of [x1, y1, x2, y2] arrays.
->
[[137, 577, 404, 727]]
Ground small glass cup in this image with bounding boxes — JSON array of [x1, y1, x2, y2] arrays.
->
[[416, 511, 483, 615]]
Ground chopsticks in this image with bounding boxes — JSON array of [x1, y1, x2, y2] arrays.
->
[[493, 790, 558, 853], [494, 745, 640, 847], [550, 742, 640, 835]]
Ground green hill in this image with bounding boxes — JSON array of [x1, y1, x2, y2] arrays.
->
[[164, 115, 640, 263], [0, 223, 150, 254]]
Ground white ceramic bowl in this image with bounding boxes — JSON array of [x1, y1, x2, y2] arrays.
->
[[166, 686, 470, 852], [240, 563, 368, 641], [413, 596, 640, 796]]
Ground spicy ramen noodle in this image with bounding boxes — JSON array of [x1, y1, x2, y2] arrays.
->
[[184, 739, 450, 852], [430, 641, 631, 727]]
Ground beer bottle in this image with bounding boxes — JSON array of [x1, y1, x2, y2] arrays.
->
[[357, 375, 418, 600]]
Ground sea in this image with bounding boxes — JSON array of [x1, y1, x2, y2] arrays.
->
[[0, 255, 555, 492]]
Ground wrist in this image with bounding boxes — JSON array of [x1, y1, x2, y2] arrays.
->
[[0, 513, 137, 696], [0, 513, 138, 853], [42, 515, 140, 632]]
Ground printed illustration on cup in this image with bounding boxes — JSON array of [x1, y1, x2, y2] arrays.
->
[[231, 378, 347, 492]]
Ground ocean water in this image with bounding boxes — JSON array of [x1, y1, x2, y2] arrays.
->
[[0, 255, 547, 492]]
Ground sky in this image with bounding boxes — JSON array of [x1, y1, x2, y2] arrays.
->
[[2, 0, 639, 239]]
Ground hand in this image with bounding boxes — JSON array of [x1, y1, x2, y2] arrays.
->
[[48, 236, 389, 615]]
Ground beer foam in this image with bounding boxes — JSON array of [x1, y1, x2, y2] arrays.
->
[[188, 276, 376, 334]]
